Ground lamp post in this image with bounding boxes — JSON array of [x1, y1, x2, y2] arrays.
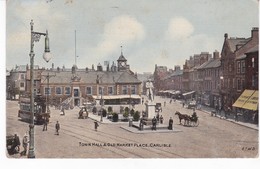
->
[[100, 87, 103, 122], [42, 72, 55, 113], [28, 20, 51, 158], [96, 75, 103, 122], [129, 85, 132, 109]]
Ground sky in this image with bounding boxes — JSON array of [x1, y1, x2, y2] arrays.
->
[[5, 0, 259, 73]]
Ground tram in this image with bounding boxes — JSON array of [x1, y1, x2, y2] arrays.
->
[[18, 95, 49, 125]]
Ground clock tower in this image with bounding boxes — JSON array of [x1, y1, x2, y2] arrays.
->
[[117, 46, 128, 71]]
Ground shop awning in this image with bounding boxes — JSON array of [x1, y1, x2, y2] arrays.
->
[[232, 89, 259, 111], [242, 91, 258, 111], [232, 90, 255, 108], [182, 91, 195, 96], [93, 95, 141, 100]]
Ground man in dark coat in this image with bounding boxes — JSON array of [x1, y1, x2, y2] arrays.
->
[[152, 116, 157, 130], [11, 134, 20, 153], [168, 117, 173, 130], [55, 121, 60, 135], [42, 117, 48, 131], [159, 115, 164, 124]]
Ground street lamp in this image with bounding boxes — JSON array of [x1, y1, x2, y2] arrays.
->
[[129, 85, 132, 109], [96, 75, 103, 122], [42, 72, 55, 113], [100, 87, 103, 122], [28, 20, 51, 158]]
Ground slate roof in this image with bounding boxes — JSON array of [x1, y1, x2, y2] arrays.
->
[[236, 45, 259, 60], [41, 70, 141, 84], [227, 38, 250, 52], [245, 45, 259, 54], [197, 58, 221, 70], [162, 69, 183, 80]]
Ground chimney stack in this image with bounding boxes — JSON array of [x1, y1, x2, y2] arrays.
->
[[213, 50, 220, 59]]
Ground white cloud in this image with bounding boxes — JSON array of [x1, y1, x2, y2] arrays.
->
[[94, 15, 145, 58], [165, 17, 194, 40]]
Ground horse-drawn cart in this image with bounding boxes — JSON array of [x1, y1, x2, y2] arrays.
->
[[175, 111, 199, 127], [189, 116, 199, 127]]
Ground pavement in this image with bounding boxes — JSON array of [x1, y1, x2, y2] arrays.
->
[[198, 104, 258, 131]]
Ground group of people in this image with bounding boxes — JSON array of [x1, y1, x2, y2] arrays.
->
[[9, 132, 29, 156], [42, 117, 60, 135], [139, 115, 174, 131], [9, 120, 61, 157]]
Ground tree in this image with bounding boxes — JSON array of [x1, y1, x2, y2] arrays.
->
[[133, 111, 140, 121], [112, 113, 118, 122]]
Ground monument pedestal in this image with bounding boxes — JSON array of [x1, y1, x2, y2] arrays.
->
[[145, 102, 156, 119]]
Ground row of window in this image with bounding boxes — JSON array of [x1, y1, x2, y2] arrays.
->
[[224, 76, 257, 90], [44, 85, 137, 96]]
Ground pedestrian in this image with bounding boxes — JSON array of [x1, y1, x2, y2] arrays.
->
[[55, 121, 60, 135], [164, 101, 166, 107], [235, 112, 239, 122], [253, 112, 258, 124], [152, 116, 157, 130], [168, 117, 173, 130], [94, 120, 99, 131], [60, 106, 65, 116], [42, 116, 48, 131], [139, 118, 144, 131], [156, 113, 159, 123], [11, 134, 20, 154], [182, 102, 185, 108], [170, 99, 172, 104], [21, 132, 29, 156], [159, 115, 164, 124], [142, 97, 144, 105]]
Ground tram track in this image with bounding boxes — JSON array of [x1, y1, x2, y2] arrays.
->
[[45, 122, 144, 158], [58, 120, 185, 158]]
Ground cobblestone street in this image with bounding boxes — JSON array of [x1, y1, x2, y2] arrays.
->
[[6, 96, 258, 158]]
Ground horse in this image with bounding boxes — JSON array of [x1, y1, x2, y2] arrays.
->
[[175, 111, 191, 126]]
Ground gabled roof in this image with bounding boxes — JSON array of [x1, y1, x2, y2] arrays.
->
[[227, 38, 250, 52]]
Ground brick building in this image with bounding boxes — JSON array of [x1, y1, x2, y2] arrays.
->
[[197, 51, 221, 107], [153, 65, 168, 93], [25, 52, 142, 106], [221, 27, 258, 109]]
